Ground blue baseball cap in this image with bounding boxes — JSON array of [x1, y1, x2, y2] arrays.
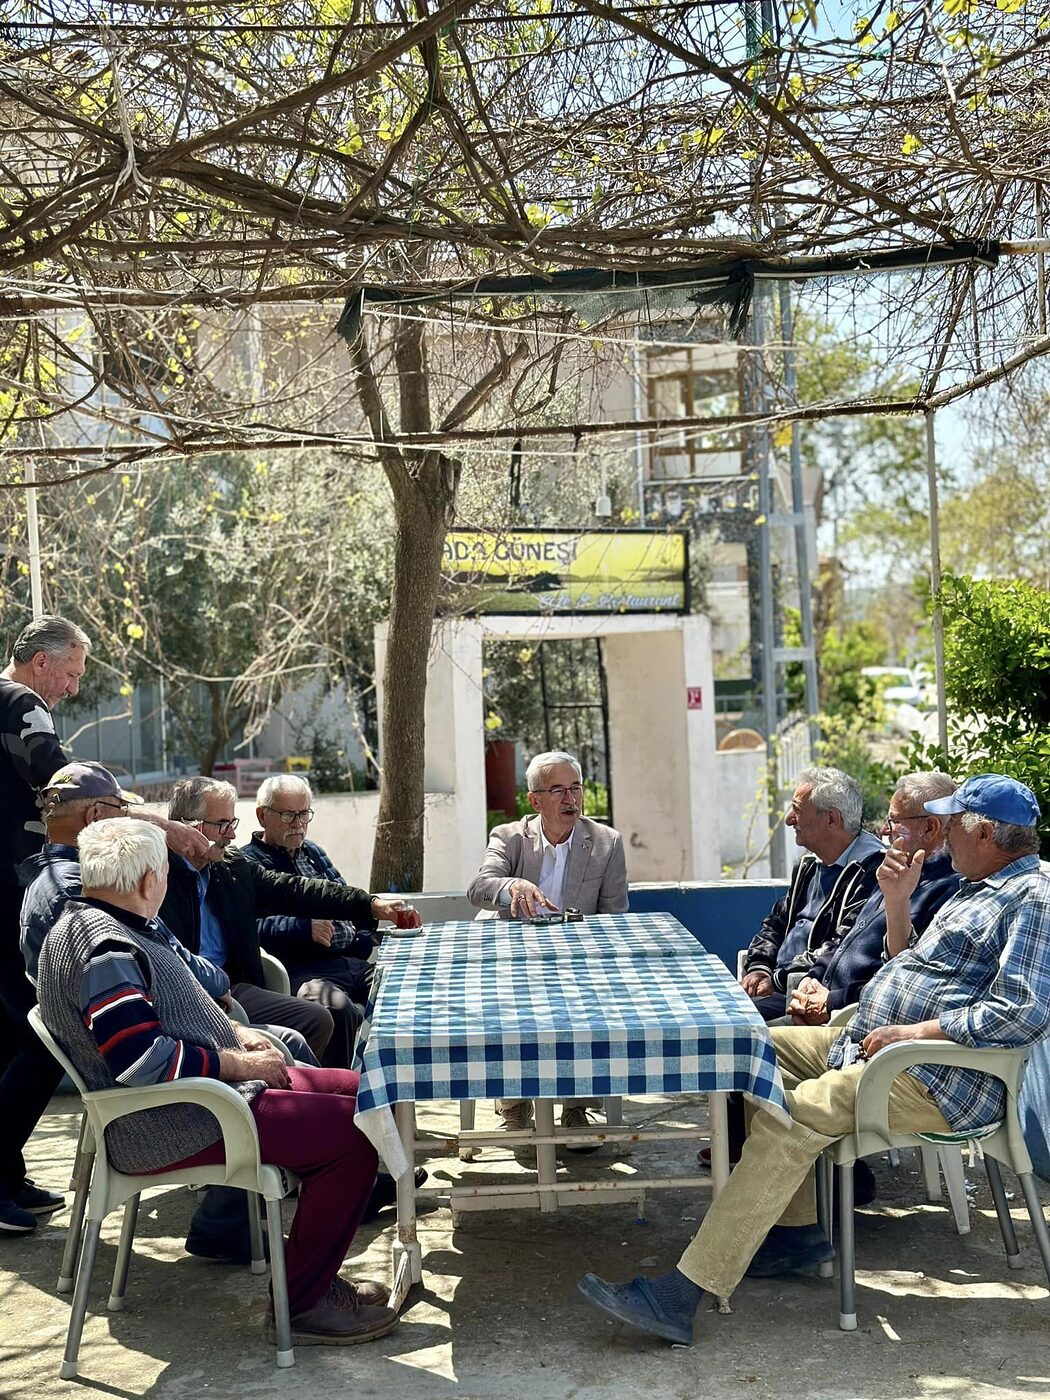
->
[[924, 773, 1040, 827]]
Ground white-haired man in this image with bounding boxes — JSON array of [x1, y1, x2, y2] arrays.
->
[[467, 750, 628, 1139], [160, 776, 411, 1065], [580, 774, 1050, 1346], [37, 820, 397, 1347], [740, 766, 885, 1021]]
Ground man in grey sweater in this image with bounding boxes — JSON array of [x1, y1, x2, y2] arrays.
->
[[38, 820, 398, 1348]]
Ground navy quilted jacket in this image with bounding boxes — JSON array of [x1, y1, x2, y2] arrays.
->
[[809, 848, 961, 1011]]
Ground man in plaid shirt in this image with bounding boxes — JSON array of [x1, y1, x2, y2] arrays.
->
[[581, 773, 1050, 1345]]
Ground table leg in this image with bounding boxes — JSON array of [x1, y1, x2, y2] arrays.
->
[[708, 1092, 732, 1314], [534, 1100, 558, 1213], [708, 1092, 730, 1196], [459, 1098, 479, 1161], [391, 1100, 422, 1312]]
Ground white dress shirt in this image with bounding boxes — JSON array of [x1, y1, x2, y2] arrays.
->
[[537, 825, 574, 911]]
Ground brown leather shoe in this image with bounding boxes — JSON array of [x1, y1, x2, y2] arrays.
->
[[267, 1279, 398, 1346]]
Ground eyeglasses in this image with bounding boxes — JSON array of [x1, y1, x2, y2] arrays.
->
[[884, 813, 927, 830], [531, 783, 584, 800], [95, 798, 130, 814], [197, 816, 240, 836], [266, 807, 314, 825]]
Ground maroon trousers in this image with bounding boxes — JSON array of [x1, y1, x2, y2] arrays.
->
[[168, 1066, 377, 1314]]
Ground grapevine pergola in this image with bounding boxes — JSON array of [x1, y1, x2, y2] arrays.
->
[[2, 0, 1048, 883]]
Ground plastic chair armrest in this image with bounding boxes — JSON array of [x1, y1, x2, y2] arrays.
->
[[827, 1002, 859, 1028], [227, 999, 250, 1026], [853, 1041, 1029, 1146], [82, 1077, 262, 1170]]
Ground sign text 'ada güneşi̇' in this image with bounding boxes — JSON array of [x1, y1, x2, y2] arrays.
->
[[439, 529, 689, 615]]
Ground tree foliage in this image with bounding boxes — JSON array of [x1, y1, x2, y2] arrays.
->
[[908, 573, 1050, 856]]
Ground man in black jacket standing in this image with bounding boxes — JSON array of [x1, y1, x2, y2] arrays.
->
[[0, 616, 89, 1233], [0, 618, 214, 1235], [159, 777, 406, 1063]]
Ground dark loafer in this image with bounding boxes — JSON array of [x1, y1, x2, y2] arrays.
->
[[746, 1226, 833, 1278]]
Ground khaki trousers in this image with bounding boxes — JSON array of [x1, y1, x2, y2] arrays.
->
[[677, 1025, 951, 1298]]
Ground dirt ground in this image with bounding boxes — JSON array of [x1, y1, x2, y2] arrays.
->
[[3, 1089, 1050, 1400]]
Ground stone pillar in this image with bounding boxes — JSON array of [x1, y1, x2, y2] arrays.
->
[[602, 616, 719, 882]]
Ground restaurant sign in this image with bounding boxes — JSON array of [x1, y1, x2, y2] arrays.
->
[[439, 528, 689, 615]]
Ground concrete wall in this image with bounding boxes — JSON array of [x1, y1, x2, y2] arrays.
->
[[145, 789, 467, 892], [373, 619, 488, 891], [714, 748, 771, 878]]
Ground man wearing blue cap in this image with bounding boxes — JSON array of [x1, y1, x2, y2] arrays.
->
[[579, 773, 1050, 1345]]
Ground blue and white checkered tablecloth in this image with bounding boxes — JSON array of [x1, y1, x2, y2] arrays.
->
[[354, 914, 789, 1175], [379, 912, 703, 963]]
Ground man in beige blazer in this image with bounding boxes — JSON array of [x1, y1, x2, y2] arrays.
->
[[467, 750, 629, 1142]]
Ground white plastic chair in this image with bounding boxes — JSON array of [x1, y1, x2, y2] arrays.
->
[[57, 1012, 293, 1295], [261, 950, 291, 996], [791, 1002, 971, 1235], [818, 1039, 1050, 1331], [29, 1008, 301, 1376]]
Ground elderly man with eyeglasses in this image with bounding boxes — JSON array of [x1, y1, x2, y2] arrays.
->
[[787, 772, 963, 1027], [238, 775, 402, 1068], [467, 749, 629, 1140], [159, 777, 409, 1066]]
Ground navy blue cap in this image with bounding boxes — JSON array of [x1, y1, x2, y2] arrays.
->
[[43, 761, 143, 806], [924, 773, 1040, 827]]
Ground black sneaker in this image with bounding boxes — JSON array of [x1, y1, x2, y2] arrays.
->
[[360, 1168, 428, 1224], [17, 1181, 65, 1216], [0, 1198, 38, 1233]]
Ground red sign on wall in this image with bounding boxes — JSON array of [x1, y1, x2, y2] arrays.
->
[[686, 686, 703, 710]]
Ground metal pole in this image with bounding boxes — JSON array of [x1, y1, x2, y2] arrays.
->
[[753, 0, 782, 875], [24, 459, 43, 619], [925, 411, 948, 757], [159, 674, 169, 772], [751, 314, 778, 762], [778, 282, 820, 719], [631, 346, 647, 523]]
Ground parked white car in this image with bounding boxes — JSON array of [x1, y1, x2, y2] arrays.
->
[[860, 666, 925, 709]]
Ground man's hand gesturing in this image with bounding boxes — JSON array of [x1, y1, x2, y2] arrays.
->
[[509, 879, 559, 920], [877, 838, 925, 904]]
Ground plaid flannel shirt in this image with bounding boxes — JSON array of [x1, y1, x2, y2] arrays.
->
[[827, 855, 1050, 1132]]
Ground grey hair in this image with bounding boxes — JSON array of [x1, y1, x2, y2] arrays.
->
[[797, 766, 864, 835], [959, 810, 1040, 856], [11, 615, 91, 664], [169, 776, 237, 822], [42, 794, 95, 823], [526, 750, 582, 792], [895, 771, 957, 810], [79, 819, 166, 893], [257, 774, 312, 807]]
